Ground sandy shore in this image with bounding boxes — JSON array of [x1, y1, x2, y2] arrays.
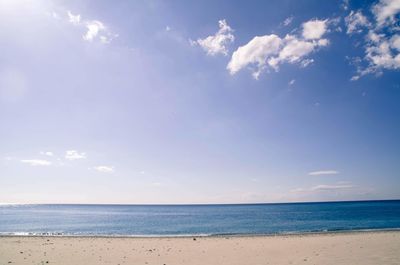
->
[[1, 231, 399, 265]]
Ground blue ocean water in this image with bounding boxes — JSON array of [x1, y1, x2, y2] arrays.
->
[[1, 200, 400, 236]]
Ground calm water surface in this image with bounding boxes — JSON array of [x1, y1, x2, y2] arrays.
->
[[1, 200, 400, 236]]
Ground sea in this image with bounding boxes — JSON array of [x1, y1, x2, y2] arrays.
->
[[1, 200, 400, 237]]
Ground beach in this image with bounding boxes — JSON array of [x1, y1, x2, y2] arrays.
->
[[1, 231, 399, 265]]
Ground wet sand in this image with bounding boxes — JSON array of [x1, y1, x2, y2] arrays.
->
[[1, 231, 399, 265]]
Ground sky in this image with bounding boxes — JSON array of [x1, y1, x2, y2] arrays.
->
[[0, 0, 399, 204]]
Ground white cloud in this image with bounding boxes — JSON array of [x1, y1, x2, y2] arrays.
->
[[391, 34, 400, 50], [345, 10, 370, 34], [227, 34, 282, 77], [65, 150, 86, 160], [277, 36, 316, 64], [373, 0, 400, 27], [58, 10, 115, 44], [270, 35, 329, 71], [94, 166, 114, 173], [291, 183, 353, 193], [368, 30, 385, 44], [227, 18, 330, 79], [365, 33, 400, 68], [83, 20, 105, 41], [289, 79, 295, 85], [192, 19, 234, 56], [302, 19, 328, 40], [40, 151, 54, 157], [67, 11, 80, 25], [21, 159, 51, 166], [349, 0, 400, 80], [283, 16, 294, 26], [308, 170, 339, 176], [352, 32, 400, 79]]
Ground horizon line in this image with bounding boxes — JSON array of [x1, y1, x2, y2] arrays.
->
[[1, 198, 399, 206]]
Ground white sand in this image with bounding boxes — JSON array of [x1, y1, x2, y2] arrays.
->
[[1, 231, 399, 265]]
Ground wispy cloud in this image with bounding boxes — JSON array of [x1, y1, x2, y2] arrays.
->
[[288, 79, 296, 86], [291, 183, 353, 193], [191, 19, 234, 56], [65, 150, 86, 160], [341, 0, 350, 10], [308, 170, 339, 176], [49, 10, 117, 44], [283, 16, 294, 27], [310, 184, 353, 191], [93, 166, 114, 173], [67, 11, 80, 25], [345, 10, 370, 34], [40, 151, 54, 157], [20, 159, 52, 166], [51, 11, 60, 20], [300, 58, 314, 67]]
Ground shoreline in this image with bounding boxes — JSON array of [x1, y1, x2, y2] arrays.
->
[[1, 227, 400, 239]]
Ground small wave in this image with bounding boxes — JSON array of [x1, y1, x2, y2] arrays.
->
[[0, 232, 65, 236], [1, 228, 400, 238], [0, 232, 213, 238]]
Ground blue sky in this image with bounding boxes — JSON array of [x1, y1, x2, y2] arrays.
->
[[0, 0, 399, 204]]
